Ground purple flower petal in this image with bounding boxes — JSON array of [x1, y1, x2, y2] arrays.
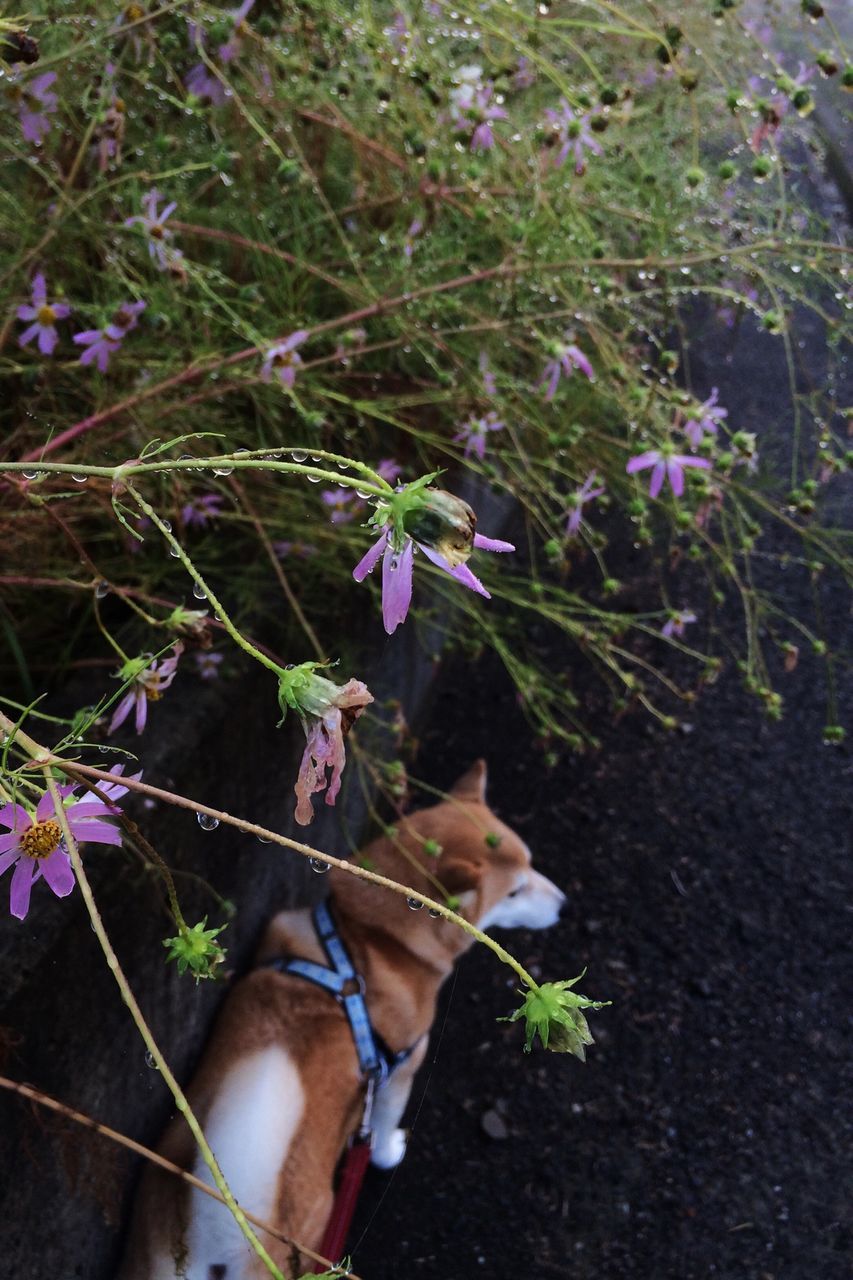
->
[[649, 461, 666, 499], [352, 531, 388, 583], [9, 858, 36, 919], [0, 803, 30, 831], [32, 273, 47, 306], [626, 451, 660, 474], [667, 459, 685, 497], [37, 325, 58, 356], [448, 562, 490, 598], [67, 819, 123, 847], [382, 538, 414, 634], [0, 845, 20, 872], [473, 533, 515, 553], [134, 687, 148, 735], [18, 323, 41, 349], [40, 847, 75, 897], [108, 689, 136, 735]]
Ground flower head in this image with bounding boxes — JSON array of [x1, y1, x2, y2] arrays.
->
[[479, 350, 498, 397], [13, 71, 58, 144], [544, 100, 602, 174], [181, 493, 223, 528], [501, 976, 610, 1058], [195, 651, 224, 680], [109, 643, 183, 735], [260, 330, 308, 388], [185, 0, 255, 102], [73, 300, 146, 372], [17, 273, 71, 356], [661, 609, 697, 639], [403, 218, 423, 260], [626, 447, 711, 498], [450, 81, 507, 152], [164, 917, 227, 980], [682, 387, 728, 448], [566, 472, 605, 537], [540, 337, 594, 401], [125, 188, 181, 272], [453, 411, 505, 462], [352, 481, 515, 634], [277, 664, 373, 826], [0, 768, 138, 919], [273, 540, 317, 560]]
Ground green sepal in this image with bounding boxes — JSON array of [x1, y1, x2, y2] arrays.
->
[[500, 976, 611, 1059]]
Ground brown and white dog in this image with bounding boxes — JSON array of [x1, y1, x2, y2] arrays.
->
[[119, 761, 565, 1279]]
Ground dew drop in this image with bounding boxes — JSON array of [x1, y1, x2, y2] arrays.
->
[[72, 474, 88, 483], [144, 1050, 157, 1069], [257, 834, 273, 844], [161, 520, 172, 533], [310, 856, 330, 873], [407, 897, 424, 911], [428, 908, 442, 919], [169, 545, 181, 558], [291, 450, 308, 462], [94, 580, 110, 599], [213, 464, 234, 476], [197, 813, 220, 831], [192, 582, 207, 600]]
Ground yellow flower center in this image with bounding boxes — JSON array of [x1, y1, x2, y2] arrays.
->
[[273, 351, 295, 367], [125, 3, 145, 20], [20, 819, 62, 860], [37, 304, 57, 326], [150, 223, 164, 239]]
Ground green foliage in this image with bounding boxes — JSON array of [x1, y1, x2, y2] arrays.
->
[[502, 977, 611, 1059]]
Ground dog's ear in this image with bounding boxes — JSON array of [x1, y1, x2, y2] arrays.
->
[[436, 856, 483, 897], [450, 759, 488, 804]]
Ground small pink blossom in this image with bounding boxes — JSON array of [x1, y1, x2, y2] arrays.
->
[[272, 540, 317, 559], [186, 0, 255, 102], [17, 274, 71, 356], [403, 218, 423, 260], [321, 487, 360, 525], [662, 610, 697, 640], [109, 644, 183, 735], [453, 411, 505, 462], [0, 768, 138, 920], [540, 338, 594, 401], [73, 300, 146, 372], [14, 71, 58, 144], [125, 189, 181, 272], [626, 449, 711, 499], [450, 82, 507, 152], [195, 652, 224, 680], [566, 472, 605, 537], [260, 330, 308, 388], [544, 100, 602, 174], [181, 493, 223, 528], [683, 388, 728, 448]]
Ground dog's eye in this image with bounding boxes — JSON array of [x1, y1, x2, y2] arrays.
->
[[507, 885, 524, 898]]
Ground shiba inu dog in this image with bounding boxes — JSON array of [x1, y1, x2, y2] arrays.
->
[[119, 760, 565, 1279]]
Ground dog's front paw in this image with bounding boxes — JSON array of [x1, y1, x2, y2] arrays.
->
[[371, 1128, 407, 1170]]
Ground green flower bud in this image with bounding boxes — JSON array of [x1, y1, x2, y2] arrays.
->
[[501, 977, 610, 1057], [403, 489, 476, 568], [164, 918, 227, 981]]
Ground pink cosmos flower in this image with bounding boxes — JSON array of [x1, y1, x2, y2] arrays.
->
[[15, 71, 58, 144], [73, 300, 146, 372], [683, 388, 728, 448], [353, 517, 514, 636], [0, 767, 138, 919], [294, 676, 373, 825], [662, 610, 697, 639], [450, 81, 508, 152], [109, 643, 183, 735], [626, 449, 711, 499], [544, 100, 602, 174], [17, 274, 71, 356], [125, 189, 181, 271], [453, 411, 505, 462], [540, 339, 594, 401], [260, 330, 309, 388], [566, 472, 605, 537], [181, 493, 223, 528]]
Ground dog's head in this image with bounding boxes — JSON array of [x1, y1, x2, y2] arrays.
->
[[332, 760, 564, 957]]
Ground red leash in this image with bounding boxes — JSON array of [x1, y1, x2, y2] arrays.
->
[[314, 1137, 372, 1273]]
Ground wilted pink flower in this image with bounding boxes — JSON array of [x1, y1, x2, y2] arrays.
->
[[662, 610, 697, 639], [260, 330, 308, 388], [353, 488, 514, 635], [95, 64, 127, 170], [683, 388, 728, 448], [566, 472, 605, 537], [540, 338, 594, 401], [73, 300, 146, 372], [181, 493, 223, 527], [125, 189, 181, 271], [626, 448, 711, 499], [109, 643, 183, 735], [544, 100, 602, 174], [294, 675, 373, 825], [0, 767, 138, 919], [14, 71, 58, 144], [453, 411, 505, 462], [17, 274, 71, 356]]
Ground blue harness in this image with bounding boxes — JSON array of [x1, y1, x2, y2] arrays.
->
[[261, 901, 414, 1087]]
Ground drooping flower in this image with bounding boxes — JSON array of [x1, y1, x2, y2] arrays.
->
[[17, 273, 71, 356], [566, 472, 605, 537], [626, 447, 711, 498], [544, 100, 602, 174], [540, 337, 594, 401], [277, 665, 373, 826], [0, 768, 138, 919], [352, 482, 515, 635], [260, 330, 309, 388], [73, 300, 146, 372], [181, 493, 223, 528], [661, 610, 697, 639], [108, 643, 183, 735], [185, 0, 255, 103], [125, 189, 181, 271], [13, 71, 58, 144], [682, 387, 728, 448], [479, 350, 498, 397], [453, 411, 505, 462]]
